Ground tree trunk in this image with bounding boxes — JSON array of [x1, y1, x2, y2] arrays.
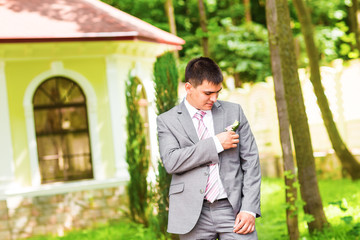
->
[[351, 0, 360, 53], [243, 0, 252, 22], [266, 1, 299, 239], [198, 0, 210, 57], [266, 0, 328, 233], [165, 0, 179, 59], [234, 72, 243, 88], [293, 0, 360, 180]]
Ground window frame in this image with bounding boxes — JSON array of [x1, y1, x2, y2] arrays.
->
[[33, 77, 93, 183], [23, 62, 105, 186]]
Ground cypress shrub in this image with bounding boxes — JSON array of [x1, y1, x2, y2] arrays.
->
[[125, 75, 149, 226], [153, 52, 179, 239]]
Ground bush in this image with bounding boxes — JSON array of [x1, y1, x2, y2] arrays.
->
[[125, 75, 150, 226], [152, 52, 179, 239]]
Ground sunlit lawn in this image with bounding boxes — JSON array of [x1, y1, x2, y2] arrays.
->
[[29, 178, 360, 240], [257, 178, 360, 240], [28, 220, 158, 240]]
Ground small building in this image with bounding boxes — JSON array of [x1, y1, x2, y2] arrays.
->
[[0, 0, 184, 238]]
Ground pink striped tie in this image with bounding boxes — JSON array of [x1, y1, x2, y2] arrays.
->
[[194, 110, 220, 203]]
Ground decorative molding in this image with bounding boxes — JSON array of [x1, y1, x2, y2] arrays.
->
[[1, 41, 171, 61], [105, 56, 129, 179], [51, 61, 64, 74], [0, 61, 15, 189], [1, 178, 127, 200], [23, 61, 103, 186], [106, 55, 160, 181], [115, 42, 172, 58], [130, 60, 160, 181]]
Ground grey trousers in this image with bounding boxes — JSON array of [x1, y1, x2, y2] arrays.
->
[[179, 199, 258, 240]]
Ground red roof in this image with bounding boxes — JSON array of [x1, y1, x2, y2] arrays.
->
[[0, 0, 185, 46]]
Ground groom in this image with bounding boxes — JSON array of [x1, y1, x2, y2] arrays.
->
[[157, 57, 261, 240]]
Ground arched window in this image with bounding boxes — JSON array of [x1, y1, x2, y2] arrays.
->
[[33, 77, 93, 183]]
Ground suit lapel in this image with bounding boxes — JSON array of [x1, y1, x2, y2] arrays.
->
[[212, 101, 225, 174], [177, 101, 199, 143], [212, 101, 224, 135], [177, 100, 224, 143]]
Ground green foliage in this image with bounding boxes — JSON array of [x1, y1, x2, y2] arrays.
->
[[284, 169, 295, 180], [28, 220, 158, 240], [211, 19, 271, 83], [153, 159, 173, 239], [280, 170, 303, 219], [178, 1, 270, 83], [101, 0, 169, 31], [257, 178, 360, 240], [102, 0, 359, 85], [152, 52, 179, 239], [154, 52, 179, 114], [303, 213, 316, 223], [290, 0, 359, 66], [312, 23, 358, 63], [101, 0, 270, 84], [304, 0, 348, 26], [329, 198, 349, 212], [125, 75, 149, 226]]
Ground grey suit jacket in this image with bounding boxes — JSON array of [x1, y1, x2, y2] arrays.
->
[[157, 100, 261, 234]]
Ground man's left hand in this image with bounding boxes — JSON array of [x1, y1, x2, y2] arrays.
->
[[233, 212, 255, 234]]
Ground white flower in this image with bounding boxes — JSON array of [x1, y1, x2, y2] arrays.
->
[[225, 120, 240, 132]]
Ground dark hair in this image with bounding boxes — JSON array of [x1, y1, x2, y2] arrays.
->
[[185, 57, 223, 87]]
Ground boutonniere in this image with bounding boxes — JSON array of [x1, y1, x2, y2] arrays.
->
[[225, 120, 240, 132]]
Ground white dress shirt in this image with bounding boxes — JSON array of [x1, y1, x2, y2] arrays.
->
[[184, 98, 256, 218], [184, 99, 227, 200]]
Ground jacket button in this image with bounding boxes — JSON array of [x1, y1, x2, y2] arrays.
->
[[200, 189, 204, 194]]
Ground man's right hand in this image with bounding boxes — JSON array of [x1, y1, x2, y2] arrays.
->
[[216, 131, 239, 149]]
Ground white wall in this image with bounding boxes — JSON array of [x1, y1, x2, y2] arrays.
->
[[220, 60, 360, 157]]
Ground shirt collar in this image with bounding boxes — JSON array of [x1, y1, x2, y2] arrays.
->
[[184, 97, 212, 118]]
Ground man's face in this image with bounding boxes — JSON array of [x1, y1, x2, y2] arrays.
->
[[185, 80, 222, 110]]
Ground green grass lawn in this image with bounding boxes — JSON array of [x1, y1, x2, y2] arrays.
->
[[257, 178, 360, 240], [28, 220, 158, 240], [29, 178, 360, 240]]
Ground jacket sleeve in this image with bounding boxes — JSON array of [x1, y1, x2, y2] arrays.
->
[[157, 115, 219, 174], [237, 105, 262, 217]]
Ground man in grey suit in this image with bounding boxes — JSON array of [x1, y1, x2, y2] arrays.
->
[[157, 57, 261, 240]]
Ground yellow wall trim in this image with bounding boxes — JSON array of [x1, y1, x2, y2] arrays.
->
[[0, 61, 15, 186]]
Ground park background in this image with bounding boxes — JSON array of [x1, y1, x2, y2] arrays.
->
[[0, 0, 359, 239]]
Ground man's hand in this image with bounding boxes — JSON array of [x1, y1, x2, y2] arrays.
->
[[216, 131, 239, 149], [233, 212, 255, 234]]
